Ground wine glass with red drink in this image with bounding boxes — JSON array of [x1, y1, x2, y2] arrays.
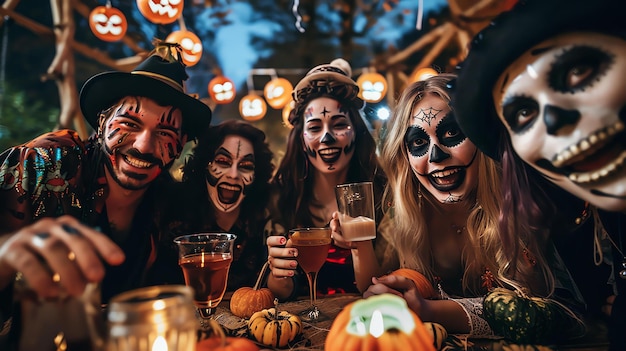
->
[[173, 233, 237, 329], [289, 227, 332, 322]]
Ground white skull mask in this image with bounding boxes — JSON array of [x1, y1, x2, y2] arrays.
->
[[493, 32, 626, 212]]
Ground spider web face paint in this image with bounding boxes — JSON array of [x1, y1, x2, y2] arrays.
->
[[406, 94, 478, 203]]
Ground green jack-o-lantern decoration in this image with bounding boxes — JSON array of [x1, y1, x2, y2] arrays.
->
[[325, 294, 436, 351]]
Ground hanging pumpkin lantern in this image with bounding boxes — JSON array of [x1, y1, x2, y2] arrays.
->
[[208, 76, 236, 105], [239, 94, 267, 122], [230, 262, 275, 319], [388, 268, 437, 299], [263, 77, 293, 109], [248, 300, 302, 348], [136, 0, 183, 24], [89, 5, 127, 42], [282, 100, 295, 129], [165, 30, 202, 67], [324, 293, 436, 351], [410, 67, 438, 83], [356, 71, 387, 103]]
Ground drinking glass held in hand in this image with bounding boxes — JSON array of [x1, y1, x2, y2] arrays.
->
[[288, 227, 332, 322], [173, 233, 236, 328], [335, 181, 376, 241]]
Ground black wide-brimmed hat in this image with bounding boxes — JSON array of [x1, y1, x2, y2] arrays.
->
[[452, 0, 626, 159], [80, 43, 212, 139]]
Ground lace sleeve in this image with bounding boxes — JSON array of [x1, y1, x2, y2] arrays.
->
[[448, 296, 495, 337]]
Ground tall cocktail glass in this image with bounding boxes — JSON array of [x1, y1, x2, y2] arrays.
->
[[289, 227, 332, 322], [173, 233, 236, 329]]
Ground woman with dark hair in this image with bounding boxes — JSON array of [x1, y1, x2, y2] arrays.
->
[[265, 59, 387, 300], [158, 119, 275, 291]]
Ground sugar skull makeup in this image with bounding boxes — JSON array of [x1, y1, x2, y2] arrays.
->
[[100, 96, 185, 190], [302, 97, 355, 174], [206, 135, 255, 213], [493, 32, 626, 211], [405, 94, 478, 203]]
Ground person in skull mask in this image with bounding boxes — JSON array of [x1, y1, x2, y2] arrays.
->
[[452, 0, 626, 349]]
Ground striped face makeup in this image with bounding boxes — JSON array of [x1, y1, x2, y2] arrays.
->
[[405, 94, 478, 203], [101, 96, 184, 190], [302, 97, 355, 174], [206, 135, 255, 213], [493, 32, 626, 211]]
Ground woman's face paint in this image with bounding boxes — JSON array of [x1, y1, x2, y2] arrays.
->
[[206, 135, 255, 213], [493, 32, 626, 211], [405, 94, 478, 203], [302, 97, 355, 175], [100, 96, 185, 190]]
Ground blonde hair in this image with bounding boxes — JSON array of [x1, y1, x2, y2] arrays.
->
[[380, 73, 554, 296]]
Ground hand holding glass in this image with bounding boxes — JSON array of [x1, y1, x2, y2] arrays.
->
[[289, 227, 332, 322], [335, 182, 376, 241], [173, 233, 236, 327]]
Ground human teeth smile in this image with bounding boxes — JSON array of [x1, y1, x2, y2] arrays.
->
[[319, 148, 341, 163], [549, 121, 626, 184], [123, 154, 153, 169], [428, 167, 465, 191]]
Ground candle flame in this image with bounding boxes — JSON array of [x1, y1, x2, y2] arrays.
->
[[369, 309, 384, 338], [152, 336, 168, 351]]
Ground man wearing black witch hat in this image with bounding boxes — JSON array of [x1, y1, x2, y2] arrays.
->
[[0, 42, 212, 346]]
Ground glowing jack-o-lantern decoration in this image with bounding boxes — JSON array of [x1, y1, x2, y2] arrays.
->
[[137, 0, 183, 25], [410, 67, 438, 83], [282, 100, 295, 129], [208, 76, 236, 105], [356, 72, 387, 104], [324, 294, 436, 351], [166, 30, 202, 67], [263, 78, 293, 109], [89, 5, 127, 42], [239, 94, 267, 122]]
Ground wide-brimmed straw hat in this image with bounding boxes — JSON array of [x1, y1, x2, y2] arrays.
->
[[452, 0, 626, 159], [292, 58, 363, 109], [80, 43, 212, 139]]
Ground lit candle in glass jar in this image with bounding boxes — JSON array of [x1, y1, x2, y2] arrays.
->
[[107, 285, 198, 351]]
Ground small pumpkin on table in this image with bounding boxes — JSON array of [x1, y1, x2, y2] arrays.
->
[[248, 299, 303, 349], [196, 319, 260, 351], [230, 262, 275, 319]]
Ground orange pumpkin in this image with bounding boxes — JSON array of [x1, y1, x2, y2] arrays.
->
[[196, 337, 259, 351], [89, 5, 127, 42], [197, 320, 260, 351], [230, 262, 275, 319], [356, 71, 387, 103], [208, 76, 236, 104], [263, 77, 293, 109], [388, 268, 437, 299], [324, 294, 435, 351], [136, 0, 183, 24], [239, 94, 267, 122], [166, 30, 203, 67]]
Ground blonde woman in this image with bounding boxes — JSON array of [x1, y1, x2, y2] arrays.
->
[[332, 73, 580, 338]]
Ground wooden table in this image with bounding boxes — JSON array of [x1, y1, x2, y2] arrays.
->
[[210, 293, 611, 351]]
